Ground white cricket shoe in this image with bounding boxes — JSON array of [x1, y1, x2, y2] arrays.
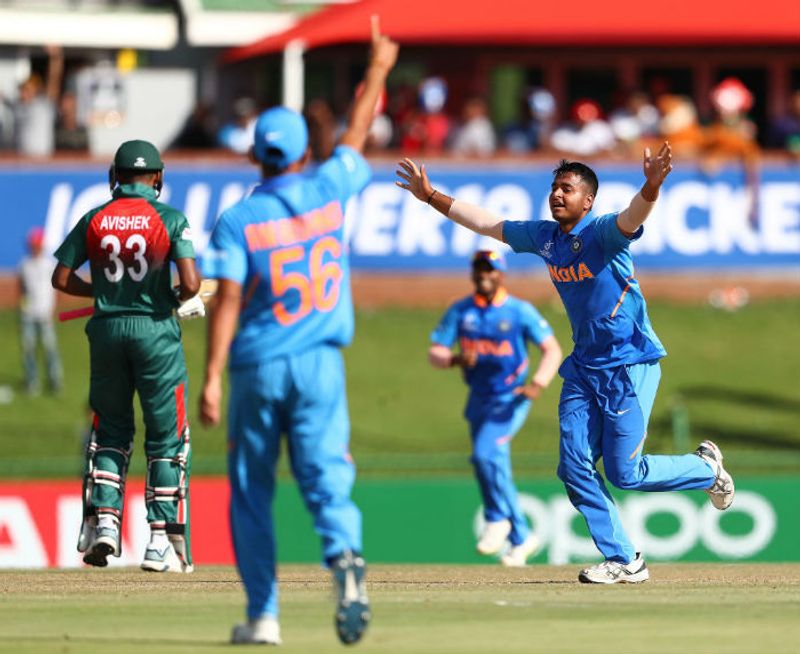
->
[[695, 440, 735, 510], [140, 541, 193, 573], [82, 525, 119, 568], [231, 617, 282, 645], [500, 534, 540, 567], [476, 519, 511, 555], [578, 552, 649, 584]]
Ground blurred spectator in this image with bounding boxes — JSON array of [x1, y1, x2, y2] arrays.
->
[[450, 97, 496, 157], [503, 87, 557, 153], [550, 98, 616, 156], [18, 227, 62, 395], [703, 77, 759, 161], [399, 76, 450, 153], [610, 91, 660, 151], [13, 45, 63, 157], [169, 103, 216, 150], [656, 94, 704, 156], [305, 98, 337, 161], [217, 96, 258, 154], [55, 90, 88, 151], [768, 89, 800, 158]]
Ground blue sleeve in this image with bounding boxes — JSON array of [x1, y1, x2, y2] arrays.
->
[[594, 212, 643, 254], [430, 303, 461, 348], [520, 303, 554, 345], [316, 145, 371, 203], [201, 211, 248, 284], [503, 220, 546, 255]]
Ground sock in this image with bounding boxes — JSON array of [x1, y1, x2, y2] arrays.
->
[[97, 515, 117, 531], [149, 529, 169, 549]]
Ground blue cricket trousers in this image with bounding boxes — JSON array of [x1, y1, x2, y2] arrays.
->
[[227, 345, 362, 620], [467, 393, 532, 547], [557, 357, 715, 564]]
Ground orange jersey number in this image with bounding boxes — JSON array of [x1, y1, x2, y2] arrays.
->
[[270, 236, 343, 326]]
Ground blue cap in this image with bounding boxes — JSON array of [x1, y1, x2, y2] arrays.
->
[[472, 250, 507, 271], [252, 107, 309, 168]]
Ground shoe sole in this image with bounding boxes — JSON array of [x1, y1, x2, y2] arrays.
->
[[83, 541, 115, 567], [333, 558, 370, 645], [335, 600, 371, 645], [578, 570, 650, 584], [700, 440, 735, 510]]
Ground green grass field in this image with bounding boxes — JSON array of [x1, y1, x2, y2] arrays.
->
[[1, 564, 798, 654], [0, 298, 798, 478]]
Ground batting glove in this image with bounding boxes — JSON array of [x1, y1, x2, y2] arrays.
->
[[176, 294, 205, 320]]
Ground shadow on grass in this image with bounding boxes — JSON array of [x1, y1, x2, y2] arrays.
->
[[680, 385, 800, 413], [0, 635, 224, 648]]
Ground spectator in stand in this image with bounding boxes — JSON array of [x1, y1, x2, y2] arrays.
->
[[218, 96, 258, 154], [551, 98, 616, 157], [18, 227, 63, 395], [503, 88, 558, 153], [656, 94, 704, 156], [13, 45, 63, 158], [610, 91, 660, 153], [703, 77, 759, 162], [702, 78, 760, 226], [399, 76, 450, 153], [451, 97, 496, 157], [55, 90, 88, 152], [769, 89, 800, 159], [169, 103, 217, 150], [305, 98, 338, 161]]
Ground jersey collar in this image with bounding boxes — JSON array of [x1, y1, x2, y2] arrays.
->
[[473, 287, 509, 308], [113, 183, 158, 200], [559, 212, 595, 237], [253, 172, 304, 194]]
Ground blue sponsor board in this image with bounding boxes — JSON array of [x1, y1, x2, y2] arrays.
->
[[1, 162, 798, 271]]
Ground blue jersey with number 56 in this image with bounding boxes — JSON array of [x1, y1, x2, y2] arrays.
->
[[202, 145, 370, 369]]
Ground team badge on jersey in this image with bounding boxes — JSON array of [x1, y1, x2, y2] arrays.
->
[[498, 320, 511, 332], [461, 312, 479, 332], [570, 237, 583, 253]]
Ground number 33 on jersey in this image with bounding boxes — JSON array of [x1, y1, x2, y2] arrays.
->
[[54, 185, 195, 317]]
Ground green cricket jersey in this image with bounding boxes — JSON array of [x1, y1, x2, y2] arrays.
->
[[54, 183, 195, 317]]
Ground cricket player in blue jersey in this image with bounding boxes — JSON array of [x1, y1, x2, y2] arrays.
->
[[397, 143, 734, 584], [199, 19, 398, 645], [429, 250, 562, 566]]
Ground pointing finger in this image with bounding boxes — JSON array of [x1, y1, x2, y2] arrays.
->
[[371, 15, 380, 42]]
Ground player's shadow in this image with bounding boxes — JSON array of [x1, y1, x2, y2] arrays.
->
[[676, 385, 800, 450], [681, 385, 800, 413], [1, 635, 225, 648]]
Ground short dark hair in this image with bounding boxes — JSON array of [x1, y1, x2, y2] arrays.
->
[[552, 160, 599, 196]]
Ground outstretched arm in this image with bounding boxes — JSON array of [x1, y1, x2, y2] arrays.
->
[[338, 16, 398, 153], [396, 158, 506, 243], [617, 141, 673, 236]]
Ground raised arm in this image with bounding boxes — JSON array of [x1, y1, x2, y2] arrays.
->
[[395, 158, 506, 243], [617, 141, 673, 236], [338, 16, 398, 153]]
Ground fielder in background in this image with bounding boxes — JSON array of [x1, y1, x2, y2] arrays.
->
[[199, 17, 398, 646], [396, 143, 734, 584], [52, 139, 202, 573], [429, 250, 561, 566], [18, 226, 63, 395]]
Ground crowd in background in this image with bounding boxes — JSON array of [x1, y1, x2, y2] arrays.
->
[[1, 45, 799, 162]]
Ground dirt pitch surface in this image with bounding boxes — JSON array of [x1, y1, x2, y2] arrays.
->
[[1, 564, 798, 654]]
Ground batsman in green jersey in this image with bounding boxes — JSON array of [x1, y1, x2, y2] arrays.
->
[[52, 140, 201, 573]]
